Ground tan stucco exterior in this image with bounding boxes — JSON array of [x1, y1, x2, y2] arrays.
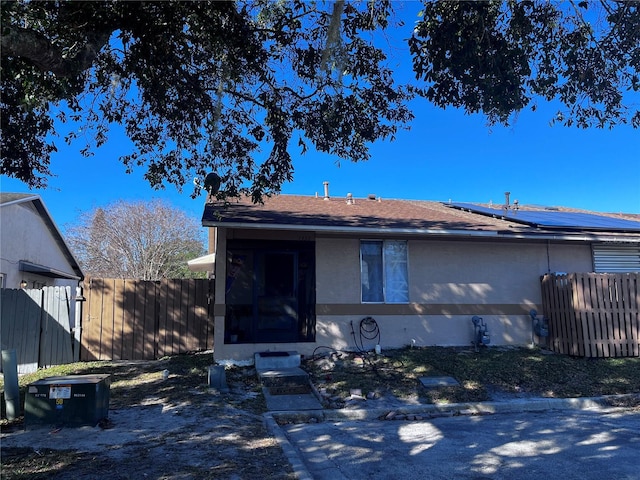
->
[[212, 227, 594, 363]]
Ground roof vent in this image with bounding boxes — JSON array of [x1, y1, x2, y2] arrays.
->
[[367, 194, 376, 201], [323, 181, 330, 200], [346, 193, 354, 205]]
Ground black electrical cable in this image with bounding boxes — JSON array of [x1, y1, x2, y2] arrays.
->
[[353, 316, 380, 352], [309, 319, 407, 384], [360, 316, 380, 343], [311, 345, 345, 359], [348, 316, 386, 375]]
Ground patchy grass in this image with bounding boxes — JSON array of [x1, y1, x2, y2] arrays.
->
[[1, 347, 638, 479], [0, 448, 93, 480], [0, 351, 265, 428], [0, 351, 288, 480], [304, 346, 640, 406]]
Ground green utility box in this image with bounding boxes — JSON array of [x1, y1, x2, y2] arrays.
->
[[24, 374, 111, 427]]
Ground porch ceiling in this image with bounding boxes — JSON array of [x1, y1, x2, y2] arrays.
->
[[187, 253, 216, 272]]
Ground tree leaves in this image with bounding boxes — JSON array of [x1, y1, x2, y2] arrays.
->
[[410, 0, 640, 129], [1, 1, 638, 200], [2, 0, 413, 201]]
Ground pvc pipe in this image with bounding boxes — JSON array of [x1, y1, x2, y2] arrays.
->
[[2, 349, 20, 420]]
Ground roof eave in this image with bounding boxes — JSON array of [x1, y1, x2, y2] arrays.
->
[[202, 221, 640, 243], [4, 195, 85, 280]]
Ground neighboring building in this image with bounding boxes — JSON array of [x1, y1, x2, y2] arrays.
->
[[198, 187, 640, 364], [0, 193, 83, 289]]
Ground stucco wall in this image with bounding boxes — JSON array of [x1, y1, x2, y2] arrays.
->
[[312, 236, 592, 352], [0, 202, 78, 289], [212, 228, 594, 363], [316, 237, 591, 306]]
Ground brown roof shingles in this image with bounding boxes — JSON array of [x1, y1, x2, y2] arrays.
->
[[202, 194, 527, 233]]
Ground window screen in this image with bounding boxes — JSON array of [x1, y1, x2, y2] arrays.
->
[[360, 240, 408, 303]]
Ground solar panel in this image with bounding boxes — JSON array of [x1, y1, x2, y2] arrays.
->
[[449, 203, 640, 232]]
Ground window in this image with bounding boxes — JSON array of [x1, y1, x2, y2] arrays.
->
[[360, 240, 408, 303]]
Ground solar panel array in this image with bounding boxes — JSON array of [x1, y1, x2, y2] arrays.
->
[[449, 203, 640, 232]]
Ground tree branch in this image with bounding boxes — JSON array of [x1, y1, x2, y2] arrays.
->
[[1, 26, 111, 78]]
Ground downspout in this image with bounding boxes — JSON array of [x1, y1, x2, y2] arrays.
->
[[546, 240, 551, 273], [74, 285, 86, 362]]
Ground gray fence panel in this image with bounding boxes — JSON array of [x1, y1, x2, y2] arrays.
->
[[0, 287, 74, 373]]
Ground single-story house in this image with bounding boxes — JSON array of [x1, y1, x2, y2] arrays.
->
[[0, 193, 84, 290], [1, 193, 85, 369], [198, 186, 640, 364]]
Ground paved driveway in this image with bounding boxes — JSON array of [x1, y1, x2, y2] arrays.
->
[[281, 408, 640, 480]]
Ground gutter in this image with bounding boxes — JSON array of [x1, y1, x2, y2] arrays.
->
[[201, 221, 500, 237], [201, 221, 640, 243], [19, 260, 82, 280]]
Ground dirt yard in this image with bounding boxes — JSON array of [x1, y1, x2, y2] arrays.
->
[[1, 355, 296, 480], [3, 347, 639, 479]]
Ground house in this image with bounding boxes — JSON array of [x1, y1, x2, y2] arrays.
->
[[0, 193, 83, 289], [198, 186, 640, 364], [1, 193, 85, 371]]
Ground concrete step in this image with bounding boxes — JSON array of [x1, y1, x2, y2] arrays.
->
[[258, 367, 310, 391], [254, 351, 301, 370], [257, 366, 324, 411], [262, 389, 323, 412]]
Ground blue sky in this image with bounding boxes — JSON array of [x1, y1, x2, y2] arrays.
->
[[2, 3, 639, 234]]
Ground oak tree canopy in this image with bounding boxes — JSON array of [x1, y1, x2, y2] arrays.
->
[[2, 1, 638, 200]]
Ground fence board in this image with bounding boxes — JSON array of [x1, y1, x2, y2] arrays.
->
[[629, 275, 639, 356], [541, 273, 640, 358], [1, 289, 42, 373], [121, 280, 135, 360], [165, 279, 179, 356], [81, 278, 214, 361], [178, 280, 190, 353], [144, 281, 157, 359], [82, 278, 104, 361], [39, 286, 74, 368], [1, 287, 74, 373], [609, 275, 621, 354], [187, 280, 198, 352], [621, 275, 633, 356], [574, 274, 590, 357], [584, 274, 600, 357], [156, 280, 168, 358], [595, 276, 605, 354]]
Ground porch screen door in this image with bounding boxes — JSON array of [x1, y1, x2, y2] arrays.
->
[[256, 252, 298, 342]]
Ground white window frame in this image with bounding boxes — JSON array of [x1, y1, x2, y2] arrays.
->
[[360, 239, 409, 304]]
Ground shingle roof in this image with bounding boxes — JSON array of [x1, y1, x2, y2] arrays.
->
[[203, 195, 531, 233], [201, 194, 640, 241]]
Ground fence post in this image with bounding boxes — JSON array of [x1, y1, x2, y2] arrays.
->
[[74, 286, 85, 362], [1, 349, 20, 420]]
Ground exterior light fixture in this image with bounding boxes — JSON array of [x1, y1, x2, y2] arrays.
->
[[20, 279, 28, 288]]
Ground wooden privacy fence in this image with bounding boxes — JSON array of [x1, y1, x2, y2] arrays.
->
[[0, 287, 75, 374], [541, 273, 639, 358], [81, 278, 214, 361]]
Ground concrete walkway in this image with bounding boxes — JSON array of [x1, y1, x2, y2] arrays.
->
[[264, 394, 640, 480]]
